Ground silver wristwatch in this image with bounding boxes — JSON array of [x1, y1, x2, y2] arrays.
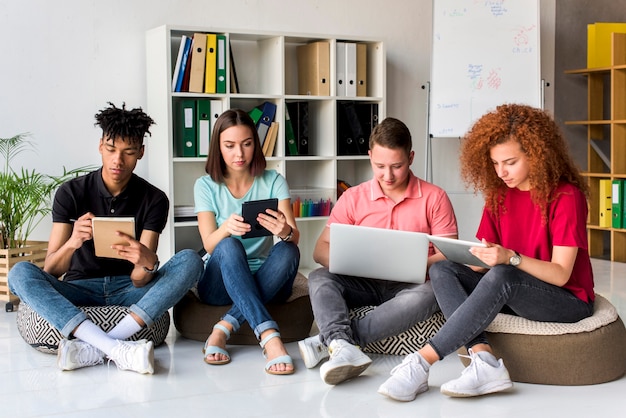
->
[[509, 251, 521, 267]]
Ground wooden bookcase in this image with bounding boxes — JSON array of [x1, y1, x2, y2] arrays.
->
[[145, 25, 386, 273], [565, 33, 626, 262]]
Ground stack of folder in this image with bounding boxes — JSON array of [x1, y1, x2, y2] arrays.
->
[[174, 99, 223, 157], [172, 33, 227, 94], [248, 102, 278, 157], [587, 23, 626, 68], [337, 102, 378, 156], [336, 42, 367, 97]]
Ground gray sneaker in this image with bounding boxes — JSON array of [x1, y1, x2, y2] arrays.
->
[[440, 349, 513, 397], [319, 339, 372, 385], [57, 338, 105, 371], [298, 335, 329, 369], [108, 339, 154, 374], [378, 352, 429, 402]]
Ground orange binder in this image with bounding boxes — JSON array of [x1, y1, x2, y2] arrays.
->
[[356, 43, 367, 97], [297, 41, 330, 96], [188, 33, 207, 93], [204, 34, 217, 94]]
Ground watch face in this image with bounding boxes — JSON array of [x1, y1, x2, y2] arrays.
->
[[510, 255, 521, 266]]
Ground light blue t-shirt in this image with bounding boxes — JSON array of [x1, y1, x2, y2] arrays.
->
[[194, 170, 291, 273]]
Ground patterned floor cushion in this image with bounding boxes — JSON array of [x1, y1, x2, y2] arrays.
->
[[16, 303, 171, 354], [349, 307, 446, 355], [458, 294, 626, 385]]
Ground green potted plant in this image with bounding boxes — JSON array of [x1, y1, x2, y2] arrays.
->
[[0, 133, 91, 302]]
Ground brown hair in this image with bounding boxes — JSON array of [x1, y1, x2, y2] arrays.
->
[[460, 103, 588, 220], [369, 117, 412, 156], [204, 108, 267, 182]]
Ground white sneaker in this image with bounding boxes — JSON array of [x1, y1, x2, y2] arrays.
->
[[298, 335, 329, 369], [319, 339, 372, 385], [377, 352, 429, 402], [440, 349, 513, 397], [57, 338, 105, 371], [108, 339, 154, 374]]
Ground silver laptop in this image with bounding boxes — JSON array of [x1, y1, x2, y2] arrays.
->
[[329, 223, 430, 283], [428, 235, 490, 269]]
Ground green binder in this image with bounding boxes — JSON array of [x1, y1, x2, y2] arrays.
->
[[612, 179, 624, 229], [175, 99, 197, 157]]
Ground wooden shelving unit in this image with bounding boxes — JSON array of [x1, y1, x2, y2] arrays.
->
[[565, 32, 626, 262]]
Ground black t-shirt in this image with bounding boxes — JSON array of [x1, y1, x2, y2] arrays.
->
[[52, 168, 169, 281]]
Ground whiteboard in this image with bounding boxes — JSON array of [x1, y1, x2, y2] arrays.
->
[[429, 0, 541, 138]]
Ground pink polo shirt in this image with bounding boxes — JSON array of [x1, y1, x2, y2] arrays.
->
[[328, 172, 458, 256]]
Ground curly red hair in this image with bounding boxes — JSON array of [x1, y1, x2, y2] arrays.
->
[[460, 104, 588, 220]]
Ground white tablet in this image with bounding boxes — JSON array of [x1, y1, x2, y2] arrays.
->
[[428, 235, 490, 269]]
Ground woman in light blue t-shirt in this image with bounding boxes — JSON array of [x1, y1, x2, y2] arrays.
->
[[194, 109, 300, 375]]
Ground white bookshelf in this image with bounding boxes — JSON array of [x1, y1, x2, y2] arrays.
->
[[145, 25, 386, 272]]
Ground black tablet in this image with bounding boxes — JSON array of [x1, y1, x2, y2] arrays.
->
[[241, 198, 278, 239]]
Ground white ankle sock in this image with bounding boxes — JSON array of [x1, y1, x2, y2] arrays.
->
[[107, 314, 142, 340], [416, 353, 431, 371], [73, 320, 117, 356]]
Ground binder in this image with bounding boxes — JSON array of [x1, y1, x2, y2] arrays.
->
[[355, 102, 378, 154], [210, 99, 223, 129], [345, 42, 357, 97], [204, 34, 217, 94], [262, 122, 279, 157], [172, 35, 189, 92], [337, 102, 359, 155], [337, 102, 378, 155], [356, 43, 367, 97], [336, 42, 346, 96], [229, 41, 240, 93], [256, 102, 277, 147], [181, 46, 193, 92], [196, 99, 211, 157], [287, 101, 309, 155], [174, 36, 192, 92], [175, 99, 197, 157], [599, 179, 612, 228], [216, 35, 227, 93], [587, 23, 626, 68], [297, 41, 330, 96], [248, 107, 263, 125], [284, 105, 298, 156], [612, 179, 624, 229], [188, 33, 207, 93]]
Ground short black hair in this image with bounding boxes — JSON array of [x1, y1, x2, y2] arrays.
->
[[94, 102, 155, 146]]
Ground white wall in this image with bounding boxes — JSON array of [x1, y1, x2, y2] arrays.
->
[[0, 0, 555, 241]]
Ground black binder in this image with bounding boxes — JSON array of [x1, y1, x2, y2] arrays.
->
[[286, 101, 309, 156], [337, 102, 378, 156]]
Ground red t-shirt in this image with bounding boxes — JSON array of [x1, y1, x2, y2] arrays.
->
[[477, 183, 594, 303]]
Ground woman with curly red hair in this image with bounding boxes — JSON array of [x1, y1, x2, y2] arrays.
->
[[379, 103, 595, 402]]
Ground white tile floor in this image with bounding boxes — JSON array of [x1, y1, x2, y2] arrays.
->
[[1, 258, 625, 418]]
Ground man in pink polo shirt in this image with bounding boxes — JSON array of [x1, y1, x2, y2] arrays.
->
[[298, 117, 458, 385]]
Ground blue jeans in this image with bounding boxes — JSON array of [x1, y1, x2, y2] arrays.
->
[[308, 267, 440, 347], [196, 238, 300, 339], [8, 249, 203, 337], [427, 260, 594, 360]]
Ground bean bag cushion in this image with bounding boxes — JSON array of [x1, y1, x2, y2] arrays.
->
[[349, 307, 446, 355], [16, 303, 171, 354], [173, 273, 313, 345], [459, 294, 626, 385]]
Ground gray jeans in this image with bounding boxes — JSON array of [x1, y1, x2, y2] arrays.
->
[[307, 267, 440, 347]]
